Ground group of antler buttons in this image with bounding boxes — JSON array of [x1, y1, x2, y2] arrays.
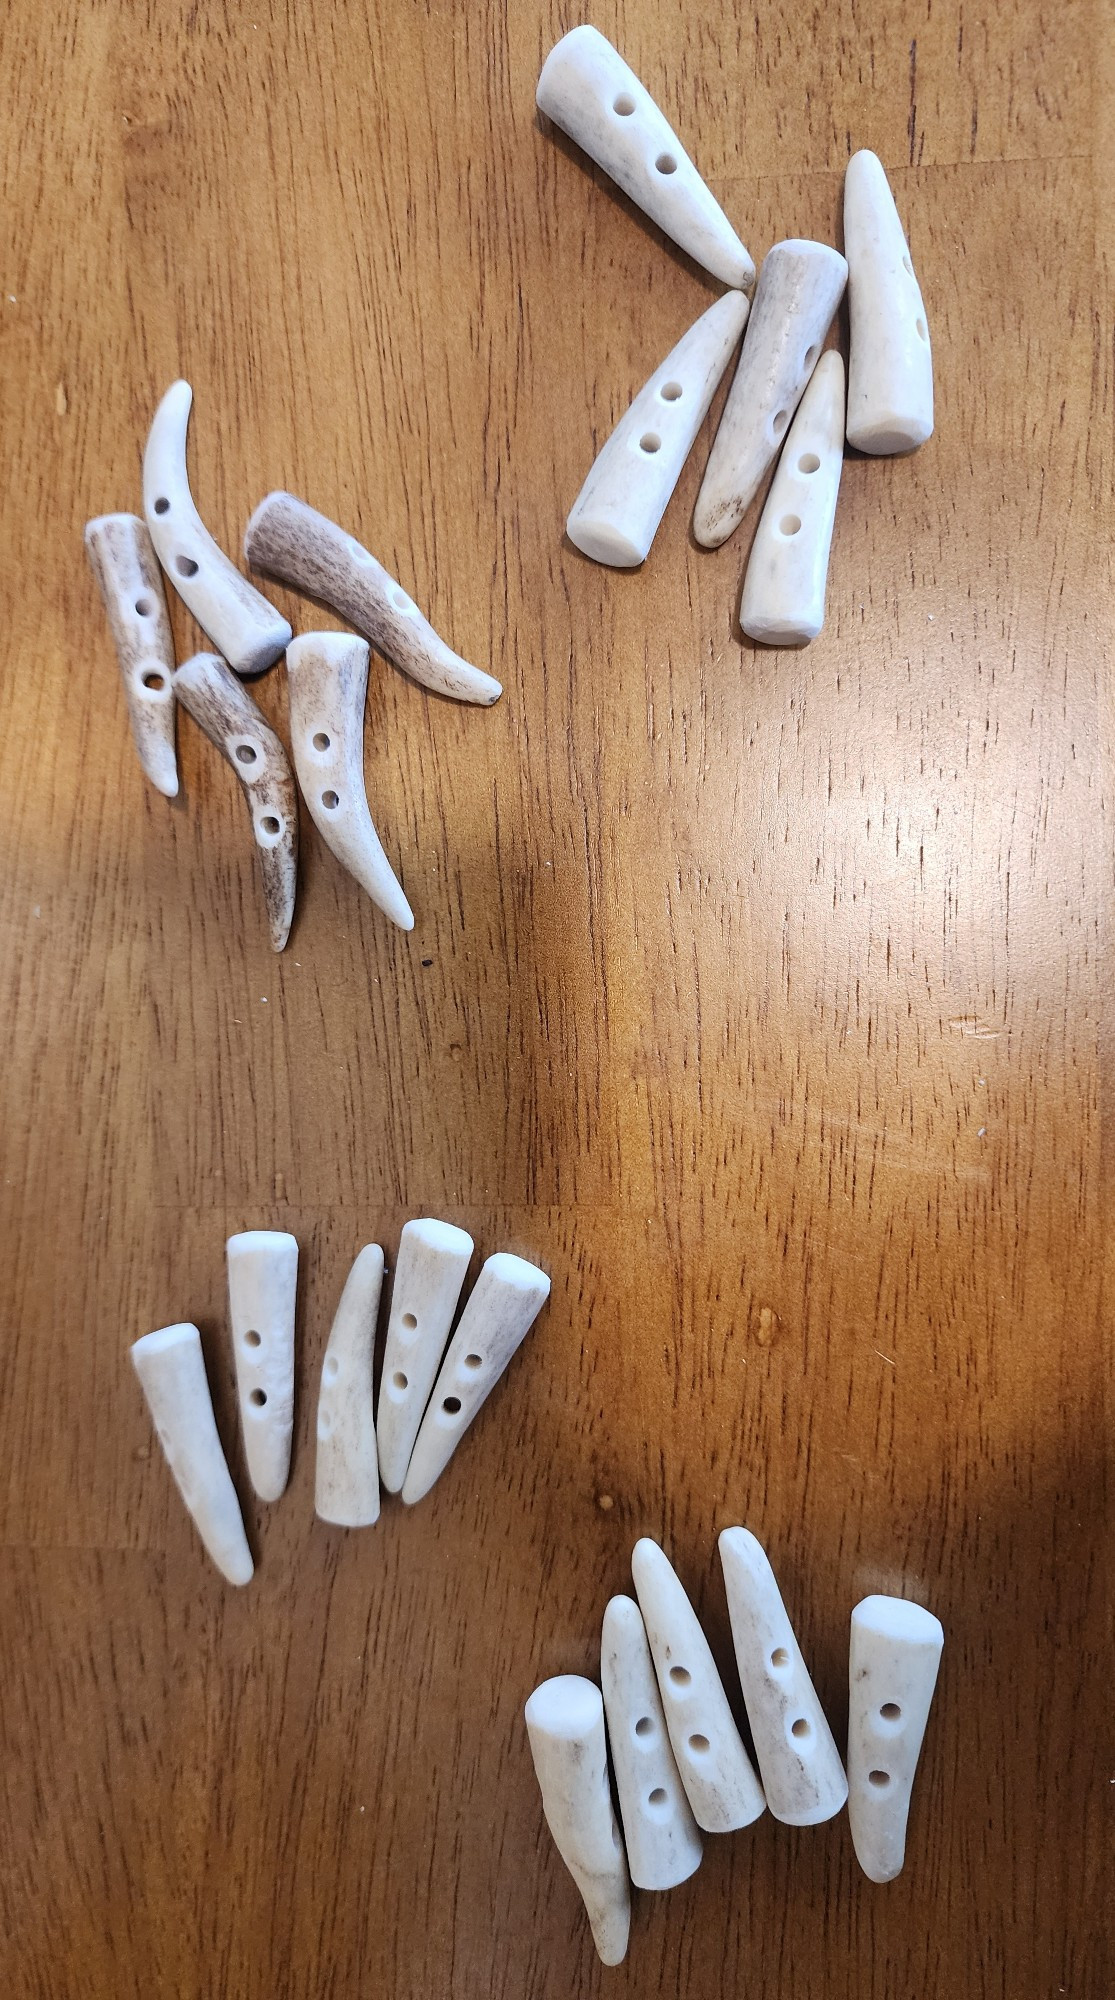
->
[[86, 390, 501, 950], [131, 1223, 550, 1581], [538, 26, 934, 642], [526, 1533, 943, 1964]]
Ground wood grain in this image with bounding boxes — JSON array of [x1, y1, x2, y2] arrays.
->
[[0, 2, 1108, 1995]]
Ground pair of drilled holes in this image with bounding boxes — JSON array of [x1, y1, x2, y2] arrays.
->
[[244, 1329, 268, 1407], [134, 590, 161, 686], [609, 93, 677, 174], [774, 448, 823, 539], [136, 594, 167, 692], [770, 455, 820, 545], [235, 750, 283, 835], [151, 498, 199, 576], [898, 255, 926, 334], [768, 1654, 812, 1740], [391, 1311, 422, 1390], [439, 1350, 485, 1418], [902, 254, 930, 340], [769, 1647, 809, 1738], [637, 379, 685, 456], [235, 746, 282, 836]]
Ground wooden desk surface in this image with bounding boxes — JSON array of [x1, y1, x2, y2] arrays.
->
[[1, 4, 1108, 1994]]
